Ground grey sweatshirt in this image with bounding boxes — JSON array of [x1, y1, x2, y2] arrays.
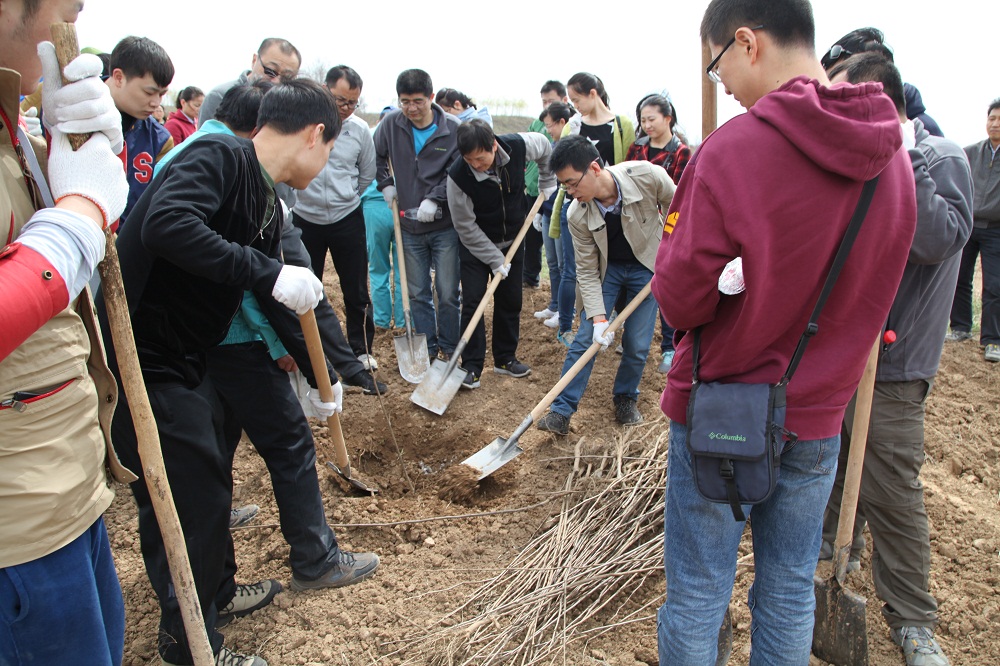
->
[[199, 71, 249, 128], [964, 138, 1000, 228], [293, 114, 375, 224]]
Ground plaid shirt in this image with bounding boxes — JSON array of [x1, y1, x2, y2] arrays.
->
[[626, 134, 691, 186]]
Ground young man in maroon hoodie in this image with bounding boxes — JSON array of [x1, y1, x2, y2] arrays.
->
[[651, 0, 917, 663]]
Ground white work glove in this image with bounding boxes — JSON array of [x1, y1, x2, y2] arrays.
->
[[417, 198, 439, 222], [541, 185, 557, 199], [592, 319, 614, 350], [21, 108, 43, 137], [532, 213, 543, 232], [718, 257, 745, 295], [307, 381, 343, 418], [492, 262, 510, 279], [38, 44, 124, 154], [47, 130, 129, 228], [272, 265, 324, 314], [381, 185, 397, 206], [900, 120, 917, 151]]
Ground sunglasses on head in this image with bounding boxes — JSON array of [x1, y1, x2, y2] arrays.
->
[[821, 44, 853, 70]]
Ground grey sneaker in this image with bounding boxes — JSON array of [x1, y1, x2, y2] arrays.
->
[[217, 579, 282, 627], [817, 540, 861, 573], [890, 626, 950, 666], [944, 329, 972, 342], [557, 330, 576, 347], [614, 343, 624, 355], [536, 411, 570, 436], [984, 344, 1000, 362], [229, 504, 259, 529], [357, 354, 379, 371], [290, 551, 380, 591], [658, 350, 675, 374], [494, 360, 531, 378], [163, 647, 267, 666], [613, 395, 643, 426]]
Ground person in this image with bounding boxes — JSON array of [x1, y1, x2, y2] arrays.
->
[[1, 3, 133, 662], [523, 80, 568, 290], [292, 65, 379, 370], [550, 73, 635, 348], [153, 103, 165, 123], [104, 35, 174, 225], [364, 107, 405, 330], [199, 37, 300, 127], [533, 102, 574, 329], [949, 98, 1000, 362], [435, 87, 493, 126], [819, 52, 972, 666], [626, 94, 692, 374], [100, 79, 365, 666], [374, 69, 462, 360], [164, 85, 203, 145], [446, 119, 556, 387], [652, 1, 917, 662], [534, 136, 673, 434]]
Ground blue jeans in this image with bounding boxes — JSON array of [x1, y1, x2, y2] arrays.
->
[[557, 202, 577, 333], [542, 215, 562, 312], [363, 200, 405, 328], [550, 263, 657, 417], [1, 518, 125, 665], [658, 421, 840, 665], [401, 226, 461, 355]]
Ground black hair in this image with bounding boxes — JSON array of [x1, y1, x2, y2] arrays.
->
[[540, 80, 567, 98], [325, 65, 363, 90], [828, 52, 905, 114], [216, 80, 273, 134], [175, 86, 204, 108], [396, 69, 433, 98], [437, 88, 476, 110], [109, 36, 174, 88], [636, 94, 678, 132], [987, 98, 1000, 116], [551, 135, 601, 174], [257, 79, 341, 143], [257, 38, 302, 67], [540, 101, 574, 124], [822, 27, 894, 71], [700, 0, 815, 51], [567, 72, 610, 107], [456, 119, 495, 156]]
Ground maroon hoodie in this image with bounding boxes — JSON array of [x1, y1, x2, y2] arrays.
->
[[164, 109, 197, 145], [653, 77, 916, 440]]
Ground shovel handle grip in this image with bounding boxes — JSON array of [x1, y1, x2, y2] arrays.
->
[[298, 310, 351, 471]]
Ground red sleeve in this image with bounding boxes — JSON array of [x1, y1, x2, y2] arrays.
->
[[0, 243, 69, 361]]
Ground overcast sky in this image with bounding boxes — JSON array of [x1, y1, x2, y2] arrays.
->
[[76, 1, 991, 148]]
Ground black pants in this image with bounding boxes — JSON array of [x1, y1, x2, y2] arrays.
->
[[208, 343, 340, 583], [294, 206, 375, 357], [112, 376, 229, 664], [522, 193, 543, 286], [950, 225, 1000, 344], [459, 241, 524, 375]]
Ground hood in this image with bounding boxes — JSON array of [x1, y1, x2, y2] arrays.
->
[[751, 76, 902, 182], [912, 117, 929, 146], [904, 83, 926, 116]]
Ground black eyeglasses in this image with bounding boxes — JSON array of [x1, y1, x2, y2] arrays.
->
[[258, 55, 294, 82], [333, 96, 359, 110], [706, 24, 765, 84], [820, 44, 853, 70]]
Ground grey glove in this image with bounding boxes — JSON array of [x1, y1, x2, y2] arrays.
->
[[382, 185, 397, 206], [417, 199, 439, 223]]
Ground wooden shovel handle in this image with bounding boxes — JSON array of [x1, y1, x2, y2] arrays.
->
[[50, 22, 215, 666], [298, 310, 351, 471]]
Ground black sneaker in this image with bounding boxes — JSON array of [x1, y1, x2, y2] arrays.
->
[[290, 551, 380, 591], [613, 396, 643, 426], [162, 646, 267, 666], [536, 411, 570, 435], [216, 579, 282, 627], [461, 369, 480, 390], [343, 370, 389, 396], [494, 360, 531, 378]]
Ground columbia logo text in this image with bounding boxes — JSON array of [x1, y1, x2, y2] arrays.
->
[[709, 432, 747, 442]]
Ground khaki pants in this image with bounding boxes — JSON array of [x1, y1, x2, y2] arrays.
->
[[822, 379, 939, 629]]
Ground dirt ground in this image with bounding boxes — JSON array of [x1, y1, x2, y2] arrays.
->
[[106, 278, 1000, 665]]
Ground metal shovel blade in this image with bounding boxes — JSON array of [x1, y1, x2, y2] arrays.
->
[[411, 358, 466, 415], [393, 330, 429, 384], [461, 436, 524, 480], [812, 574, 869, 665], [325, 461, 378, 495]]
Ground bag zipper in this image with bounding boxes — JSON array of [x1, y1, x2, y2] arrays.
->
[[1, 379, 74, 412]]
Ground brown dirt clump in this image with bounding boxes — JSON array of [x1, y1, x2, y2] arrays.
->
[[435, 464, 481, 503]]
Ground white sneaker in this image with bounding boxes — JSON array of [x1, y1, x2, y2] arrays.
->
[[357, 354, 378, 371], [543, 313, 559, 329], [534, 307, 557, 320]]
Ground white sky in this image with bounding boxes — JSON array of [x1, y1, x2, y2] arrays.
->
[[76, 1, 991, 148]]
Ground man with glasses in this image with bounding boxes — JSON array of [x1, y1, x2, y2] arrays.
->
[[199, 37, 301, 127], [374, 69, 462, 361], [652, 0, 917, 662], [292, 65, 379, 371], [533, 135, 674, 434]]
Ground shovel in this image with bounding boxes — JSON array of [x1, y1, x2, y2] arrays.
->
[[411, 194, 545, 415], [462, 282, 652, 479], [812, 336, 880, 665], [387, 161, 430, 384], [299, 310, 378, 495]]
